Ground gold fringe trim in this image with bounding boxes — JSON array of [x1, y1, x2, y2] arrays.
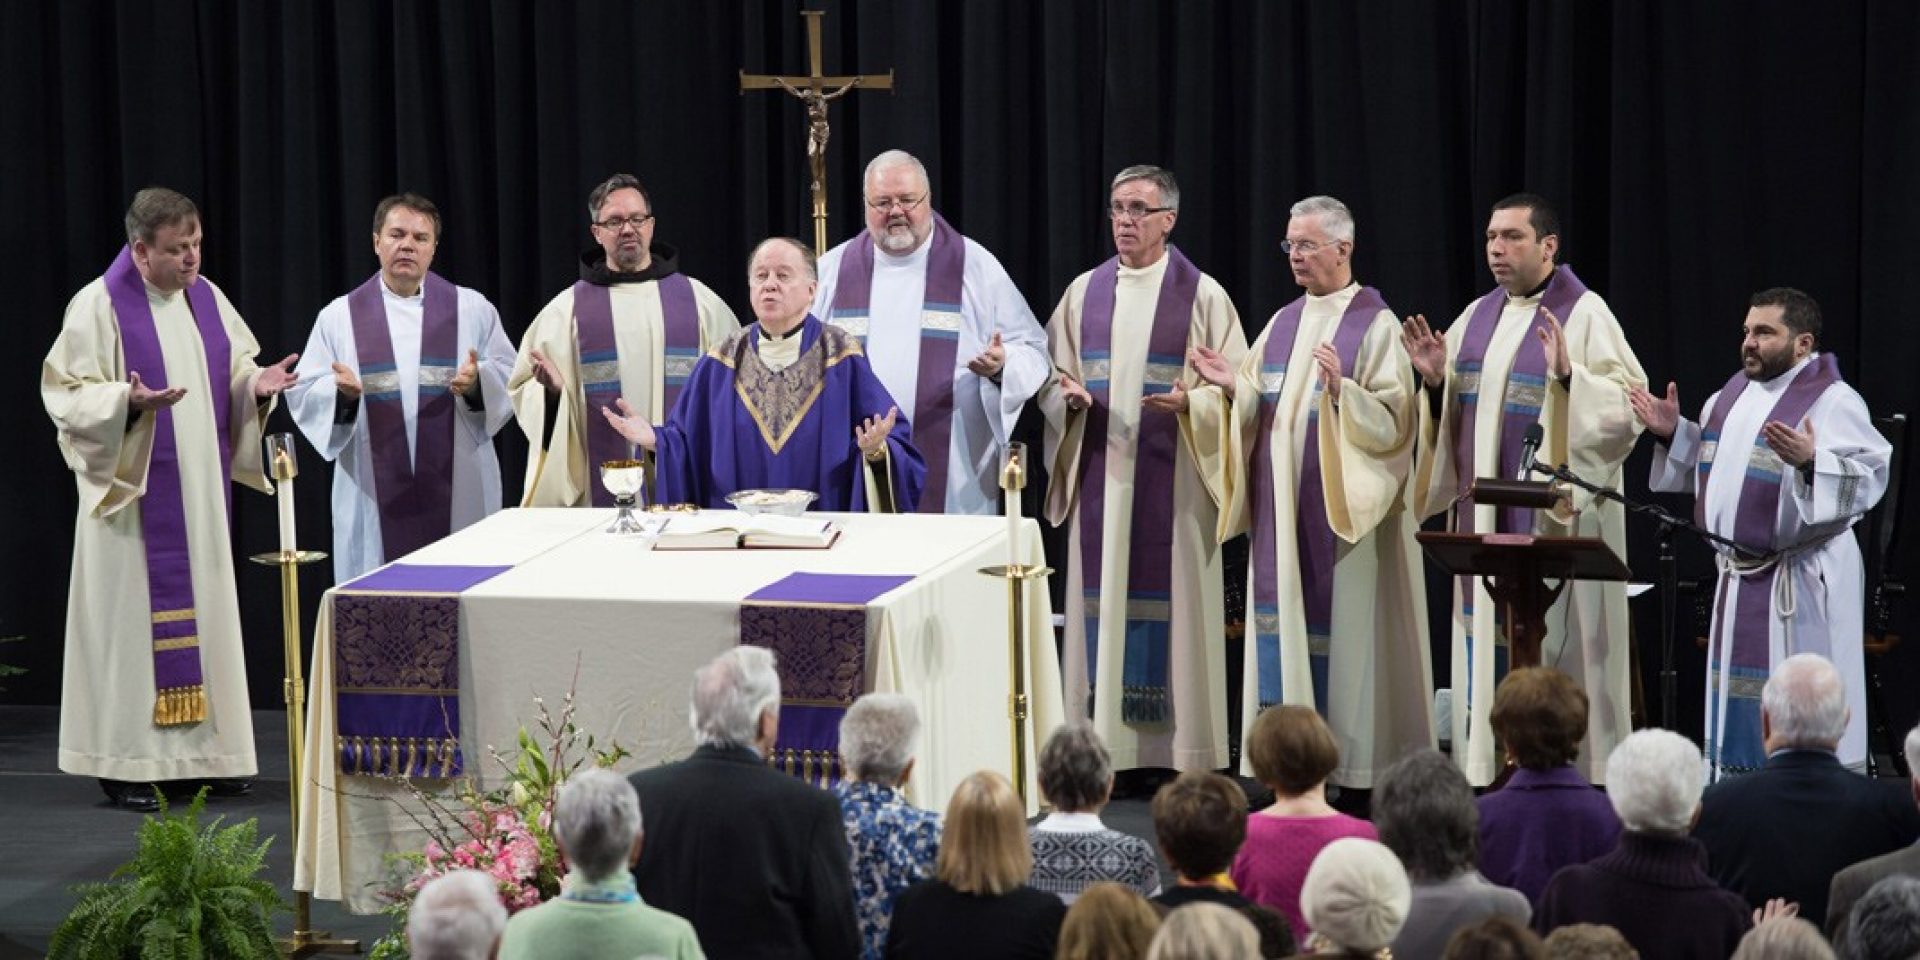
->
[[772, 747, 844, 787], [336, 735, 462, 777], [153, 685, 206, 726]]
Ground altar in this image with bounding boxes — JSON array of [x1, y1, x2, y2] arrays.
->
[[292, 507, 1062, 912]]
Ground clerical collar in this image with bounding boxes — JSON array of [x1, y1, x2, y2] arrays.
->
[[1511, 268, 1555, 301], [1306, 280, 1360, 302], [380, 278, 424, 301], [757, 319, 806, 340]]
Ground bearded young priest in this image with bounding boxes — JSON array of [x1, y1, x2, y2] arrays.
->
[[1632, 287, 1889, 779], [602, 237, 926, 511]]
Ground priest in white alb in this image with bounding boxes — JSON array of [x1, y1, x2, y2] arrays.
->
[[1402, 193, 1646, 786], [42, 188, 299, 809], [287, 194, 518, 582], [1187, 196, 1431, 788], [1632, 287, 1888, 778], [510, 174, 738, 507], [812, 150, 1050, 514], [1043, 165, 1248, 772]]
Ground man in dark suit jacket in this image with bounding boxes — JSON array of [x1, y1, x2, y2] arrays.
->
[[1827, 725, 1920, 954], [1693, 655, 1920, 925], [628, 645, 860, 959]]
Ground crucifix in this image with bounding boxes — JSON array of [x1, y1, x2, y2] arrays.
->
[[741, 9, 893, 254]]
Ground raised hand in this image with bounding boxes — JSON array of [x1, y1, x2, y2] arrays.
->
[[1141, 380, 1189, 414], [1762, 416, 1817, 469], [1536, 307, 1571, 380], [966, 332, 1007, 378], [1056, 373, 1094, 412], [128, 371, 186, 411], [254, 354, 300, 398], [448, 348, 481, 396], [855, 406, 899, 460], [1627, 381, 1681, 439], [1753, 898, 1798, 926], [1401, 314, 1447, 387], [530, 347, 566, 392], [1313, 343, 1343, 404], [331, 362, 362, 402], [600, 397, 655, 450], [1188, 345, 1234, 390]]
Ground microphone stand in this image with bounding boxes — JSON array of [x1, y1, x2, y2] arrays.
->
[[1527, 461, 1764, 730]]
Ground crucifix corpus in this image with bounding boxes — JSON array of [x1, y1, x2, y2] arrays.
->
[[741, 9, 893, 254]]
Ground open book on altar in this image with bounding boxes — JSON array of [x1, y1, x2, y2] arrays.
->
[[652, 513, 843, 550]]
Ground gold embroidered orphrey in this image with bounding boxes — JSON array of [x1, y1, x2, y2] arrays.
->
[[740, 9, 894, 255], [722, 324, 863, 454]]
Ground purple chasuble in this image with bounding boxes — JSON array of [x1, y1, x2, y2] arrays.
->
[[1077, 246, 1202, 724], [347, 272, 459, 561], [571, 273, 702, 506], [740, 572, 914, 786], [827, 214, 966, 512], [1695, 353, 1843, 773], [1249, 287, 1388, 715], [104, 246, 232, 726]]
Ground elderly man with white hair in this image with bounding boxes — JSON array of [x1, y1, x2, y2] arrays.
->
[[834, 693, 943, 960], [1826, 723, 1920, 952], [1534, 729, 1753, 960], [408, 869, 507, 960], [1694, 654, 1920, 926], [498, 768, 702, 959], [626, 646, 860, 959]]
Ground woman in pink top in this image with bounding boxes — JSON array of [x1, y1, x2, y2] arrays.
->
[[1228, 705, 1376, 941]]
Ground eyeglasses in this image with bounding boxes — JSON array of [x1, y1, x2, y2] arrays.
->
[[1109, 202, 1173, 222], [594, 214, 655, 232], [1280, 238, 1341, 255], [866, 194, 927, 214]]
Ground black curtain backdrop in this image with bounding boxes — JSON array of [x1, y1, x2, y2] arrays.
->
[[4, 1, 1916, 754]]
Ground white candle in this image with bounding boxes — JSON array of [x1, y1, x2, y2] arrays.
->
[[276, 455, 297, 555], [1006, 483, 1020, 571]]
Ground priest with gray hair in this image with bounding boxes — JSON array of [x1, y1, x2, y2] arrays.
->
[[626, 646, 859, 959], [834, 693, 942, 959]]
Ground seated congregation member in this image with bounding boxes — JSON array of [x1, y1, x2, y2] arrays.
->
[[1827, 724, 1920, 952], [885, 771, 1066, 960], [1029, 720, 1161, 903], [834, 693, 942, 960], [1694, 654, 1920, 926], [407, 870, 507, 960], [1056, 882, 1162, 960], [1297, 838, 1411, 958], [626, 646, 859, 959], [1145, 902, 1264, 960], [1843, 876, 1920, 960], [1534, 730, 1751, 960], [1443, 916, 1546, 960], [1476, 668, 1621, 903], [1149, 771, 1295, 958], [602, 236, 925, 511], [1230, 705, 1377, 941], [498, 768, 701, 960], [1375, 749, 1530, 958], [1539, 924, 1637, 960], [1731, 916, 1835, 960]]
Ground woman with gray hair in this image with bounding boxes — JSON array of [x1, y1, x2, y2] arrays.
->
[[497, 768, 702, 959], [1533, 729, 1750, 960], [408, 869, 508, 960], [1028, 720, 1162, 903], [833, 693, 942, 960], [1374, 749, 1529, 957], [1298, 837, 1411, 957], [1144, 901, 1262, 959]]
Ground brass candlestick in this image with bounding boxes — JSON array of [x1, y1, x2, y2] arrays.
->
[[978, 443, 1050, 806], [250, 435, 357, 956]]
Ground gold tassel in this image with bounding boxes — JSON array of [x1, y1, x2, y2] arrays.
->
[[404, 739, 419, 777], [152, 685, 207, 727], [387, 737, 402, 777]]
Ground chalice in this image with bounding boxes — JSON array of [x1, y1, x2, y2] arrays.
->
[[600, 459, 648, 534]]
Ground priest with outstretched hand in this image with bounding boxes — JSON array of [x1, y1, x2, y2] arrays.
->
[[601, 237, 926, 512]]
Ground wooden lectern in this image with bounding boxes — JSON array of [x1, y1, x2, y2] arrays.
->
[[1419, 478, 1631, 668]]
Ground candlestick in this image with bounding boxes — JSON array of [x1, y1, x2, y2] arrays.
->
[[265, 433, 300, 558], [1001, 443, 1027, 571]]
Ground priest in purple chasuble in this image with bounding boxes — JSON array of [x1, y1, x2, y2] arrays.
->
[[1041, 166, 1248, 773], [1403, 193, 1646, 787], [602, 237, 926, 512], [812, 150, 1050, 514], [1633, 288, 1888, 778], [510, 173, 739, 507], [287, 194, 518, 582], [1185, 196, 1433, 789], [41, 188, 300, 803]]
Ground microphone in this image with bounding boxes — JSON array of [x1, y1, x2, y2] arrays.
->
[[1516, 423, 1544, 481]]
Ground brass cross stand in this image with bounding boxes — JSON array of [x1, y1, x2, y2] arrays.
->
[[741, 9, 893, 254], [977, 443, 1050, 805]]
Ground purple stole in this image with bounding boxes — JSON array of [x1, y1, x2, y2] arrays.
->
[[571, 273, 701, 505], [347, 272, 458, 562], [826, 214, 965, 512], [1078, 246, 1201, 724], [103, 247, 232, 726], [1696, 353, 1843, 772], [1249, 287, 1387, 716]]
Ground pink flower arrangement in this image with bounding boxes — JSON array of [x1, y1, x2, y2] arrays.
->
[[407, 800, 551, 913]]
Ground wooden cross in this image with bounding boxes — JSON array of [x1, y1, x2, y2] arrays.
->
[[741, 9, 893, 254]]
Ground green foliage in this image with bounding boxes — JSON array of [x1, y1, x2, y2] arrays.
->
[[48, 788, 288, 960]]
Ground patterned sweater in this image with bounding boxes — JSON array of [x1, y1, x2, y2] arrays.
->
[[1027, 811, 1162, 904]]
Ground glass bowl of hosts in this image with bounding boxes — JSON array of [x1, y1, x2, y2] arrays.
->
[[726, 488, 818, 517]]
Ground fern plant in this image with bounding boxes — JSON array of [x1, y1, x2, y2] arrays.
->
[[48, 787, 288, 959]]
